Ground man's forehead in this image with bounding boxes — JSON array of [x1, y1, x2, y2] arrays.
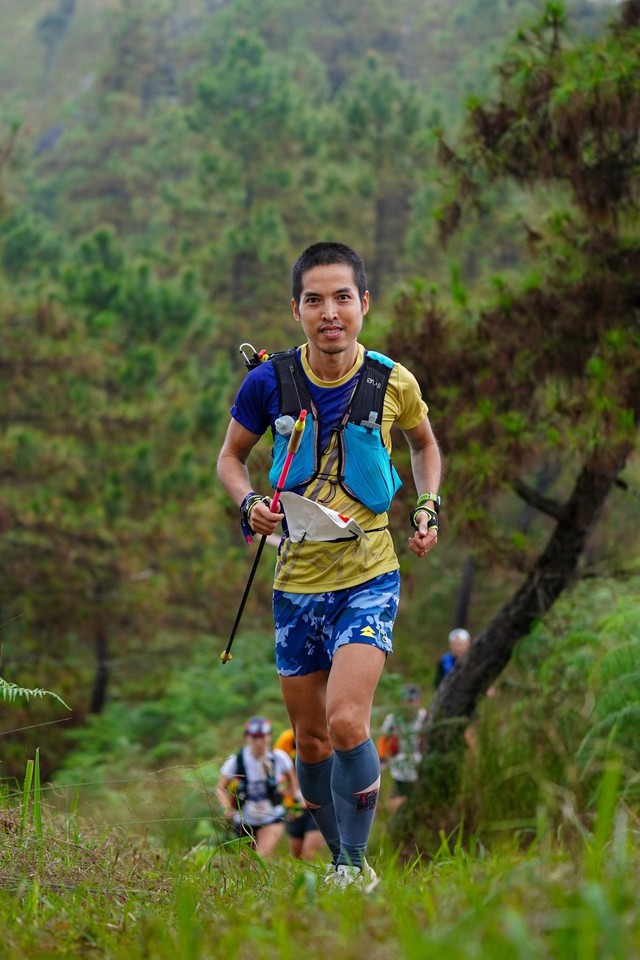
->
[[300, 262, 357, 292]]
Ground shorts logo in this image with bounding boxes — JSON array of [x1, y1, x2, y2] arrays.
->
[[360, 626, 376, 639]]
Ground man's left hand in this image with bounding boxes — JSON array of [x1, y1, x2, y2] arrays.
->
[[407, 516, 438, 558]]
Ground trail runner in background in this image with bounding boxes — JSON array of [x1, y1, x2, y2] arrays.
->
[[217, 241, 441, 892], [377, 683, 428, 813], [216, 716, 297, 858]]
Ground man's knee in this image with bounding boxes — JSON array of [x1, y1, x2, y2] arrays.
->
[[295, 728, 332, 762], [327, 707, 368, 750]]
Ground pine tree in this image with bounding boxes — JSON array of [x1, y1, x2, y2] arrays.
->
[[388, 0, 640, 825]]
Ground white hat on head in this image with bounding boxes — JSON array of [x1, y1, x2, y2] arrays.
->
[[448, 627, 471, 644], [245, 716, 272, 736]]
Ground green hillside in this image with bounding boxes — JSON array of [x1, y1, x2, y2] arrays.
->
[[1, 0, 638, 811], [0, 0, 119, 127]]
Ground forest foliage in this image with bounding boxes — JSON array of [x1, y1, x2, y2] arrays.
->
[[0, 0, 638, 817]]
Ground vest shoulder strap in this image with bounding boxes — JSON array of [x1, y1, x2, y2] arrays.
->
[[235, 748, 277, 787], [348, 351, 395, 431], [271, 348, 394, 427], [270, 348, 312, 417], [233, 748, 247, 804]]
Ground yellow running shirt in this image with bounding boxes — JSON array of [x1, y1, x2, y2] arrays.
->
[[273, 344, 427, 594]]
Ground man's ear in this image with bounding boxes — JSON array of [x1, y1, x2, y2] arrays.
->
[[291, 298, 302, 323]]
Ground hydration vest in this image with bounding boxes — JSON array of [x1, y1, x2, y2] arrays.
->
[[232, 748, 282, 808], [267, 347, 402, 514]]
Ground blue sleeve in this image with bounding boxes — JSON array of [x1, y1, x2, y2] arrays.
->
[[230, 362, 279, 436]]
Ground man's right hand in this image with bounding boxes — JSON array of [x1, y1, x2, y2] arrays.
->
[[249, 498, 285, 536]]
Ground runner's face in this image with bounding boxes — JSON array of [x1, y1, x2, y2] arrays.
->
[[450, 636, 470, 658], [291, 263, 369, 362], [247, 733, 269, 757]]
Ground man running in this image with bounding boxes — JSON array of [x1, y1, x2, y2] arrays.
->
[[217, 241, 441, 890]]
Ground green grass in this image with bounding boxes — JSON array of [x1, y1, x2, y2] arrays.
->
[[3, 577, 640, 957], [2, 756, 640, 959]]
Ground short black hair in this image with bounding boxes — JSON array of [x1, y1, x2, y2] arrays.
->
[[291, 242, 367, 308]]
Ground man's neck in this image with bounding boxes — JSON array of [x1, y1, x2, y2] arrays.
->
[[304, 342, 360, 382]]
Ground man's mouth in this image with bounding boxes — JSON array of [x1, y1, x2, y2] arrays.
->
[[320, 326, 343, 338]]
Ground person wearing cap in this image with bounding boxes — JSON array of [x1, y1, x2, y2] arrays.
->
[[216, 716, 297, 858], [217, 241, 441, 891], [435, 628, 471, 688], [377, 684, 428, 812]]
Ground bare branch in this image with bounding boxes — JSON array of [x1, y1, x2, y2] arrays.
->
[[511, 477, 566, 520]]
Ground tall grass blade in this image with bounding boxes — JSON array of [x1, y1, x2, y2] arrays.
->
[[33, 748, 44, 845], [175, 883, 202, 960], [19, 758, 34, 840], [587, 760, 622, 879]]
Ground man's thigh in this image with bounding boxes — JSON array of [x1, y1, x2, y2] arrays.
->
[[279, 670, 331, 761], [326, 642, 386, 747]]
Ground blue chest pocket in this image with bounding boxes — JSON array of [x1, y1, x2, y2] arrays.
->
[[342, 422, 402, 514], [269, 415, 317, 490]]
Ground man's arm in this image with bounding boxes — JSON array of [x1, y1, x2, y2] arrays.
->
[[217, 419, 284, 535], [402, 416, 442, 558]]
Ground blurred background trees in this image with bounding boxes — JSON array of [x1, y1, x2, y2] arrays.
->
[[0, 0, 638, 844]]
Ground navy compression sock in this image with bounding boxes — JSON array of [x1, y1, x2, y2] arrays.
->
[[331, 737, 380, 870], [296, 754, 341, 864]]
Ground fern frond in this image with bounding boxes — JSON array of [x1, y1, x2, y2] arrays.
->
[[0, 677, 70, 710], [595, 605, 640, 642], [577, 704, 640, 763], [593, 641, 640, 686]]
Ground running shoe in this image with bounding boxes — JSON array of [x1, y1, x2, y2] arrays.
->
[[324, 859, 379, 893]]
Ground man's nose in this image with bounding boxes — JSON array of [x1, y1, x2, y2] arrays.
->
[[322, 300, 337, 320]]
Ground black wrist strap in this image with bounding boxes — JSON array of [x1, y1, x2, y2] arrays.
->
[[409, 505, 439, 531], [240, 492, 269, 542]]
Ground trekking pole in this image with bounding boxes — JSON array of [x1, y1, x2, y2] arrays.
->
[[220, 409, 307, 665]]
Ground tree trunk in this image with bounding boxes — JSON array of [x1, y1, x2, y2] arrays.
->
[[393, 441, 635, 847], [452, 554, 475, 629], [89, 607, 110, 715], [427, 443, 633, 748]]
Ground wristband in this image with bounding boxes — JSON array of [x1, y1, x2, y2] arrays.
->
[[409, 505, 439, 532], [240, 492, 269, 543], [416, 492, 441, 513]]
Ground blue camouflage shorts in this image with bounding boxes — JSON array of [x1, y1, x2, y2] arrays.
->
[[273, 571, 400, 677]]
